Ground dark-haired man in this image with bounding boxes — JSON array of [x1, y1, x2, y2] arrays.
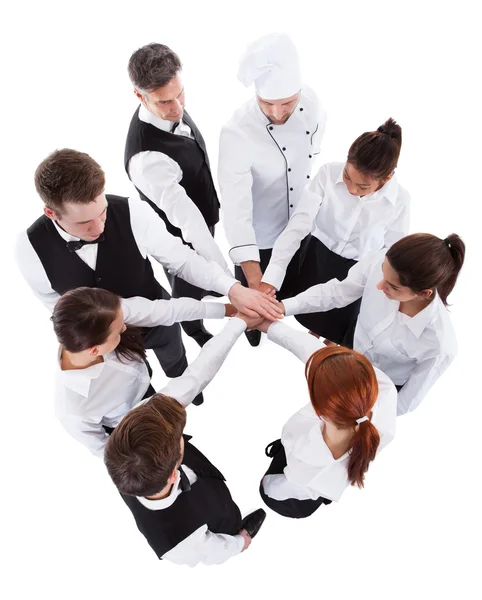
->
[[125, 43, 228, 347], [16, 149, 282, 404], [105, 314, 266, 566]]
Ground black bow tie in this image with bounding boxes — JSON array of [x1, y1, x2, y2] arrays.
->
[[66, 234, 105, 253], [178, 466, 191, 492]]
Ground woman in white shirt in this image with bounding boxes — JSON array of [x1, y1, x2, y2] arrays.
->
[[262, 118, 410, 344], [281, 233, 465, 415], [257, 320, 397, 517], [52, 286, 231, 456]]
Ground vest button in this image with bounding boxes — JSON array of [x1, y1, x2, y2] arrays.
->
[[96, 277, 102, 283]]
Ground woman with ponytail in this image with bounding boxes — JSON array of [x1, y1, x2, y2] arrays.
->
[[262, 118, 410, 345], [53, 287, 234, 456], [255, 320, 397, 517], [280, 233, 465, 415]]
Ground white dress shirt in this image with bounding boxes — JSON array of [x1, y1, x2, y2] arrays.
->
[[55, 296, 226, 456], [263, 162, 410, 290], [218, 86, 326, 264], [262, 321, 397, 502], [135, 317, 248, 566], [15, 197, 237, 313], [282, 251, 457, 415], [128, 106, 230, 272]]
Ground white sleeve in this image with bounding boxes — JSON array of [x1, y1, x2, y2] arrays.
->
[[396, 354, 455, 416], [262, 166, 327, 290], [121, 296, 225, 327], [383, 190, 411, 249], [282, 253, 375, 316], [128, 198, 236, 297], [128, 151, 230, 271], [57, 413, 108, 458], [15, 230, 61, 312], [160, 317, 247, 407], [162, 524, 244, 566], [267, 321, 326, 364], [373, 370, 398, 452], [218, 125, 259, 265]]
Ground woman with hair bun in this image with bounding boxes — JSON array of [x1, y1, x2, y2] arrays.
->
[[262, 118, 410, 344], [280, 233, 465, 415], [256, 320, 397, 517]]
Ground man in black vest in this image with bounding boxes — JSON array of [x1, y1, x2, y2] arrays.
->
[[16, 149, 282, 404], [125, 43, 230, 348]]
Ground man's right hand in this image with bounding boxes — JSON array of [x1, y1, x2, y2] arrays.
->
[[228, 283, 283, 322], [239, 529, 252, 552]]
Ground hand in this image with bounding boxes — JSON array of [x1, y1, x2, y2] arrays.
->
[[256, 319, 272, 334], [224, 303, 237, 317], [228, 282, 284, 322], [235, 311, 264, 330], [239, 529, 252, 552], [257, 281, 277, 297]]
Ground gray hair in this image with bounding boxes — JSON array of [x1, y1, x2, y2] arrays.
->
[[128, 43, 182, 95]]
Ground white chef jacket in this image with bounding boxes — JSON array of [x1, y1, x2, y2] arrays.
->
[[128, 106, 230, 272], [262, 321, 397, 502], [263, 162, 410, 290], [15, 197, 236, 313], [134, 317, 248, 566], [55, 296, 226, 456], [218, 85, 326, 264], [282, 251, 457, 415]]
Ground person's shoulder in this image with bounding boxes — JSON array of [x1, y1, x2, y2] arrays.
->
[[392, 175, 411, 204], [222, 97, 257, 133], [428, 299, 458, 357]]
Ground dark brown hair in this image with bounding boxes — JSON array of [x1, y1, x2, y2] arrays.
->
[[52, 287, 146, 363], [34, 149, 105, 216], [128, 43, 182, 94], [305, 346, 380, 488], [386, 233, 465, 306], [347, 117, 402, 181], [104, 394, 186, 497]]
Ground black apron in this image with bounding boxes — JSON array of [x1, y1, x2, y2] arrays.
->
[[294, 236, 362, 344], [259, 439, 331, 519]]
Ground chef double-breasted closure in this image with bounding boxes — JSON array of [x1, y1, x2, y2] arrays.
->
[[218, 85, 326, 265]]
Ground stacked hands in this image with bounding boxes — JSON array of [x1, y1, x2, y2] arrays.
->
[[226, 281, 284, 331]]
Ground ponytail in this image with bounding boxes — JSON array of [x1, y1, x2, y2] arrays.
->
[[305, 346, 381, 488], [347, 419, 380, 488], [386, 233, 466, 306]]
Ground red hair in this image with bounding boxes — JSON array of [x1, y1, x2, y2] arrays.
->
[[305, 346, 380, 488]]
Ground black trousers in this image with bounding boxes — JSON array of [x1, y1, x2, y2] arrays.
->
[[140, 285, 187, 378], [259, 439, 332, 519], [295, 236, 361, 344], [163, 225, 218, 338], [234, 235, 311, 301]]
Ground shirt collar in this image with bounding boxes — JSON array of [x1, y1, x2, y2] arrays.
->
[[57, 347, 106, 397], [402, 293, 441, 339], [138, 104, 178, 133], [336, 164, 399, 205], [136, 466, 184, 510], [52, 220, 79, 242]]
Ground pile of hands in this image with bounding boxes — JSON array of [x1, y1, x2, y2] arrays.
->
[[226, 277, 285, 334]]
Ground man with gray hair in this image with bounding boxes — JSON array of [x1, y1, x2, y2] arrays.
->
[[125, 43, 229, 348]]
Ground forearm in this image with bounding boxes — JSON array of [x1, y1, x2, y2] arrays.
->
[[267, 321, 325, 363], [241, 260, 263, 287]]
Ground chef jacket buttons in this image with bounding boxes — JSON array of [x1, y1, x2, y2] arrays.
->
[[269, 126, 273, 130], [288, 168, 291, 172], [282, 147, 286, 151], [290, 204, 294, 208], [306, 131, 310, 135], [290, 187, 293, 191], [307, 175, 310, 179], [299, 107, 304, 111], [309, 154, 312, 158]]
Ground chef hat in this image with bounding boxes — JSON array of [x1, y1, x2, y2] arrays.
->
[[237, 33, 302, 100]]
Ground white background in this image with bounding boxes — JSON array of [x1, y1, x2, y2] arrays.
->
[[2, 1, 481, 599]]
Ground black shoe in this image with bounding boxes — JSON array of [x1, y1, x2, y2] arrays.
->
[[192, 392, 204, 406], [240, 509, 266, 538], [245, 329, 261, 347]]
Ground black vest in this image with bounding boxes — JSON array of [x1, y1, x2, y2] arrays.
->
[[124, 108, 220, 242], [26, 195, 164, 300], [121, 436, 242, 559]]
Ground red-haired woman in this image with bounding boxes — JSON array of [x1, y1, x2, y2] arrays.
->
[[280, 233, 465, 415], [262, 118, 410, 344], [256, 320, 397, 517]]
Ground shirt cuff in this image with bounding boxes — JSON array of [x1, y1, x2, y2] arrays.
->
[[261, 263, 286, 291], [233, 534, 245, 554], [229, 245, 261, 265], [282, 297, 299, 317], [217, 274, 238, 297], [230, 316, 248, 333], [203, 302, 227, 319]]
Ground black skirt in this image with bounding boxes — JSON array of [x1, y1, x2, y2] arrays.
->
[[294, 236, 362, 344], [259, 439, 331, 519]]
